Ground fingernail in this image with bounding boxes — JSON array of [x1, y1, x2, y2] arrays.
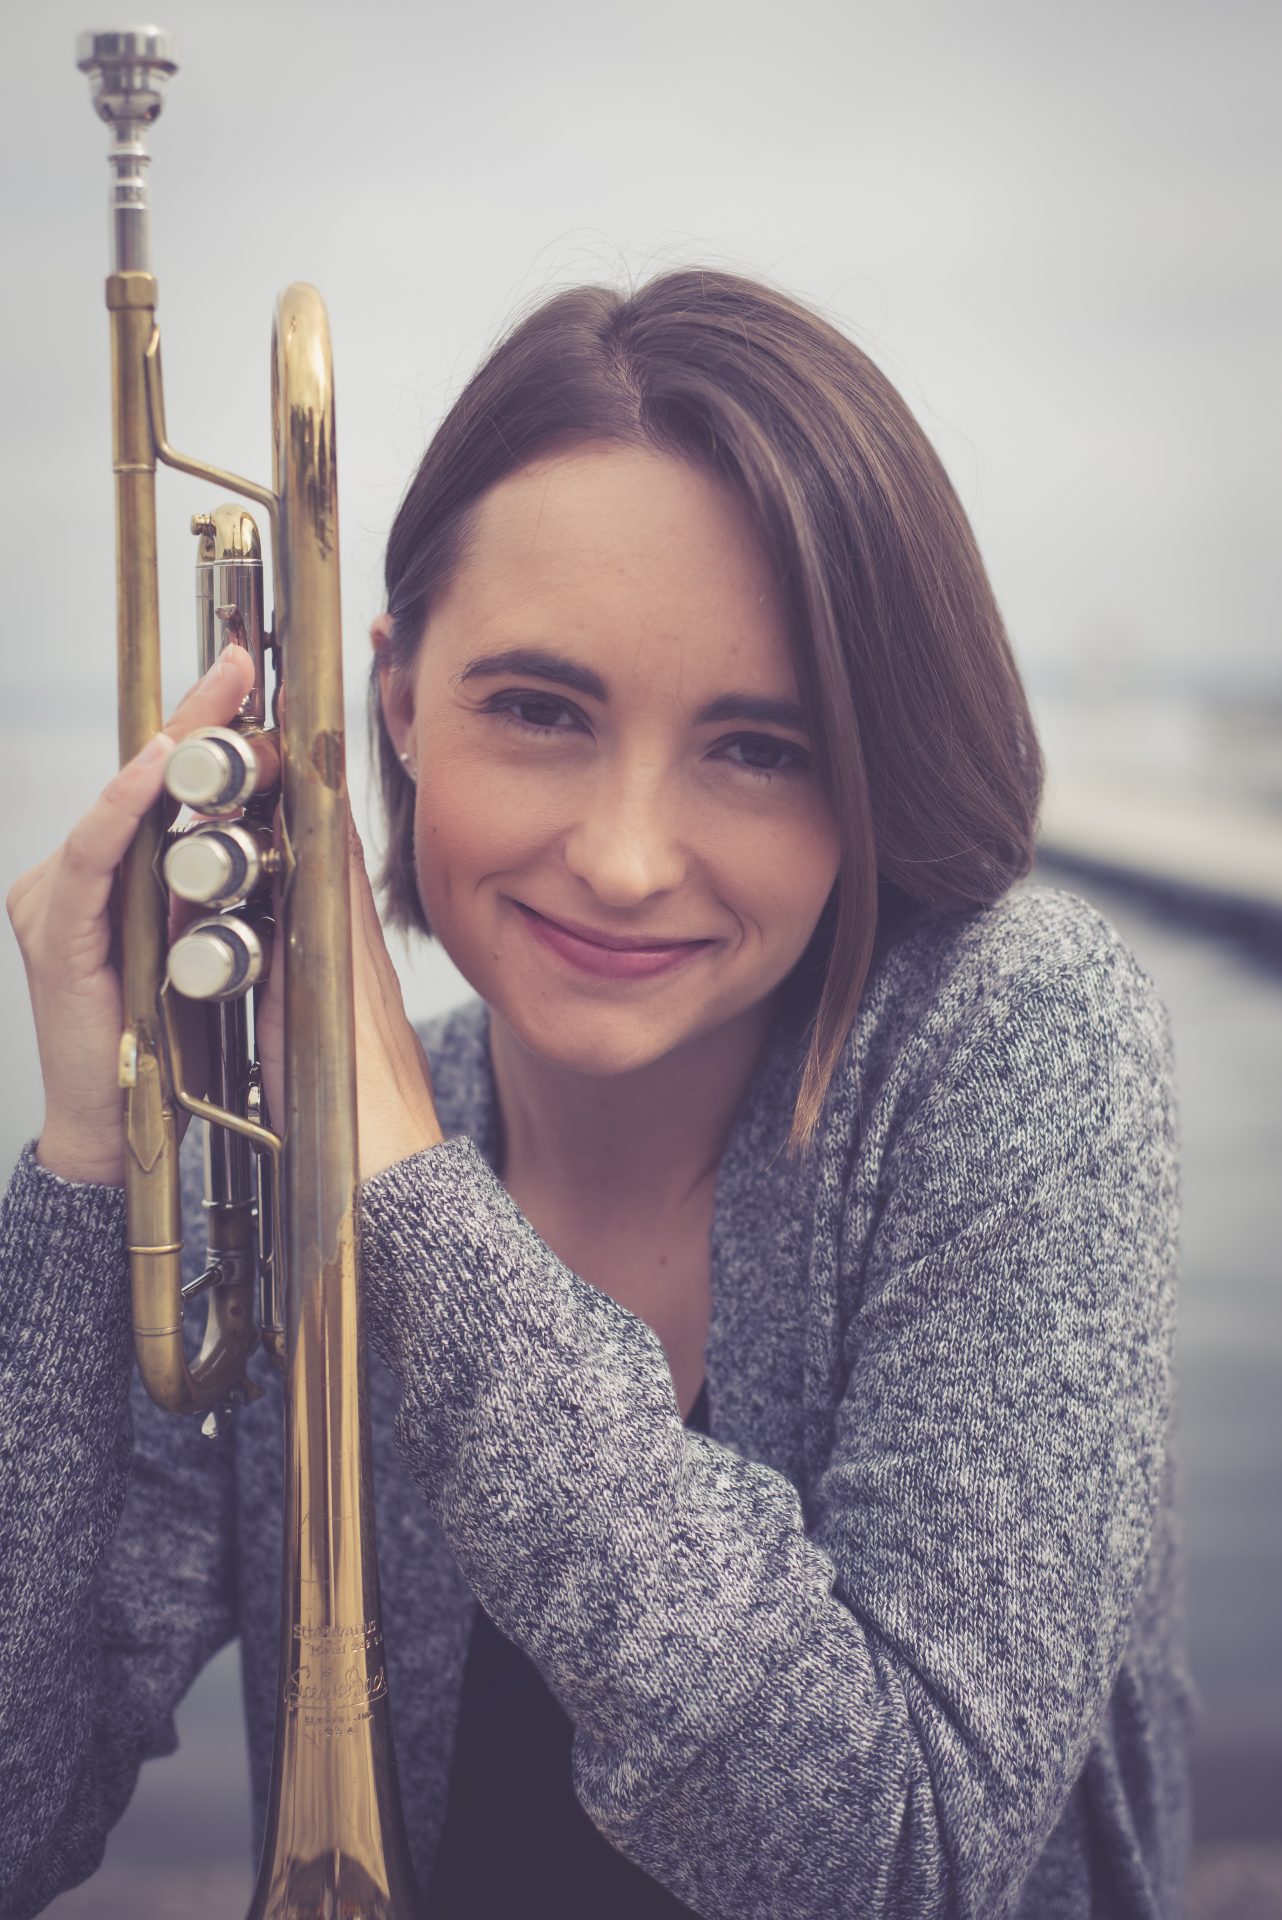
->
[[202, 642, 241, 683], [135, 730, 173, 769]]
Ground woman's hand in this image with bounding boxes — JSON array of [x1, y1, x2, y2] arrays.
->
[[253, 809, 445, 1186], [8, 620, 439, 1192], [7, 643, 259, 1187]]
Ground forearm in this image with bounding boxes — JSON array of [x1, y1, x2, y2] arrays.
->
[[359, 1140, 949, 1917], [0, 1141, 236, 1918], [0, 1147, 137, 1910], [0, 1143, 135, 1565]]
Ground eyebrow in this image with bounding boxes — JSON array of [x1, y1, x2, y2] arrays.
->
[[455, 647, 811, 733]]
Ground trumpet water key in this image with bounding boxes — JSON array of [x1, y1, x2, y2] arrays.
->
[[77, 26, 423, 1918]]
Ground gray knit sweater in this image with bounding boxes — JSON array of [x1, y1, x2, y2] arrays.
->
[[0, 881, 1196, 1918]]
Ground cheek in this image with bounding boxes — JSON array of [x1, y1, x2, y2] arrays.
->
[[411, 747, 543, 913], [728, 798, 841, 935]]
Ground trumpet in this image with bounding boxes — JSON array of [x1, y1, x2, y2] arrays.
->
[[77, 28, 422, 1917]]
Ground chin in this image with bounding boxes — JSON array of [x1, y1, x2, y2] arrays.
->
[[506, 976, 773, 1079], [505, 1006, 695, 1077]]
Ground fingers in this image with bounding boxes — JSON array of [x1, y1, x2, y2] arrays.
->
[[15, 646, 261, 961], [10, 642, 271, 1186], [57, 729, 176, 922], [164, 639, 257, 741], [64, 645, 258, 890]]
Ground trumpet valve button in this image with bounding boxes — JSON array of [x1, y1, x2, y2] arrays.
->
[[164, 727, 257, 812], [168, 928, 238, 999], [164, 830, 240, 904], [168, 918, 265, 1002]]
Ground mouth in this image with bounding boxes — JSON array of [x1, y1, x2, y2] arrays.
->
[[511, 901, 714, 980], [513, 902, 711, 952]]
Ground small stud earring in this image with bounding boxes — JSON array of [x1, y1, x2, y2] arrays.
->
[[399, 750, 417, 783]]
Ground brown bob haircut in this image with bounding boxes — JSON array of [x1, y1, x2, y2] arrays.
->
[[369, 268, 1044, 1162]]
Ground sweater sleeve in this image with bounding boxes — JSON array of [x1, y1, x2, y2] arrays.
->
[[356, 952, 1180, 1920], [0, 1138, 238, 1920]]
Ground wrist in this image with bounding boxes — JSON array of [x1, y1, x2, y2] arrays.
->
[[36, 1127, 125, 1189], [359, 1110, 446, 1186]]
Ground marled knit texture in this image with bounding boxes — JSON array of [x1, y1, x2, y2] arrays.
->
[[0, 881, 1196, 1918]]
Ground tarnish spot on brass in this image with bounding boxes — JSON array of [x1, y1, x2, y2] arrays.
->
[[311, 730, 345, 790], [288, 403, 336, 560]]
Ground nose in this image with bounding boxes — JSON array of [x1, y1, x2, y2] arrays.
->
[[560, 760, 690, 907]]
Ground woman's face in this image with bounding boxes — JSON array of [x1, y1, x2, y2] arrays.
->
[[379, 442, 841, 1080]]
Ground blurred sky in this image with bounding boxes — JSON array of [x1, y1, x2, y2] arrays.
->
[[3, 0, 1278, 735]]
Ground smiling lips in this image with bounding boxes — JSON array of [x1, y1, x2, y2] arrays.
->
[[518, 903, 707, 950], [513, 901, 713, 979]]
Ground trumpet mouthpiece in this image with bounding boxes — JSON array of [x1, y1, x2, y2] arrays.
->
[[76, 27, 177, 273], [76, 26, 177, 128]]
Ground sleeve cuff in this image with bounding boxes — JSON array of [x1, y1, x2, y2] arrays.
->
[[0, 1139, 134, 1400], [357, 1131, 677, 1491]]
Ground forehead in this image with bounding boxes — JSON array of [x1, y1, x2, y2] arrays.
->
[[437, 443, 796, 685]]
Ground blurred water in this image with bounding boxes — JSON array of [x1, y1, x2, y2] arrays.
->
[[1031, 685, 1282, 818], [3, 716, 1277, 1915]]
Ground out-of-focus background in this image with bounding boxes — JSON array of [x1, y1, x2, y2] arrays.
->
[[2, 0, 1278, 1914]]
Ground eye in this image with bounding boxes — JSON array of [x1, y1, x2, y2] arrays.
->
[[480, 693, 810, 783], [483, 692, 585, 738], [716, 734, 811, 782]]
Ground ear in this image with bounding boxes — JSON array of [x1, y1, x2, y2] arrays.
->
[[371, 614, 415, 763]]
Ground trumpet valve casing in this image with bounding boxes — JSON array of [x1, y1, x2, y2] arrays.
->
[[193, 504, 269, 722]]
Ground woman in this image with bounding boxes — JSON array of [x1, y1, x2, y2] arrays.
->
[[1, 269, 1195, 1917]]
